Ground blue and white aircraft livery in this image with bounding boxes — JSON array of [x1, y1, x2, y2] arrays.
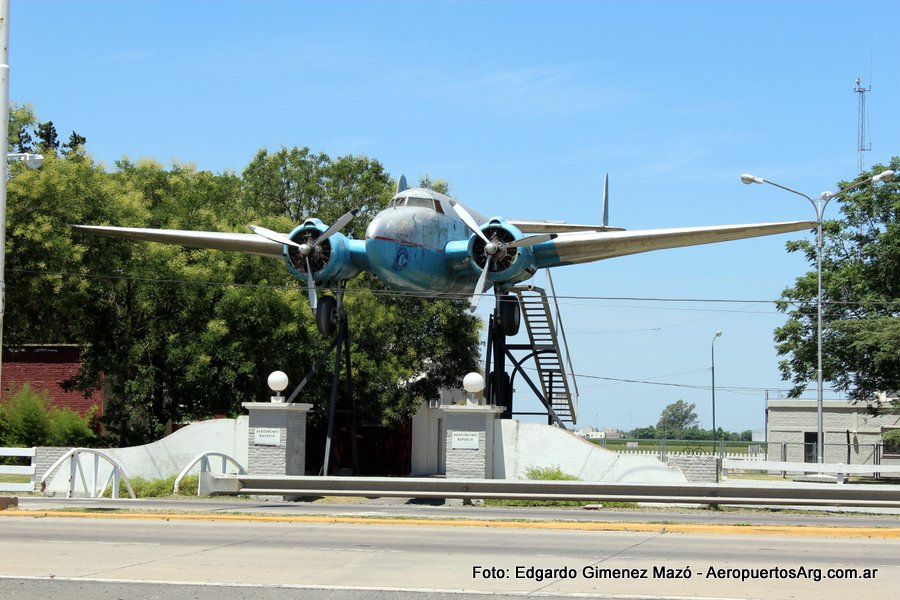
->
[[75, 175, 813, 331]]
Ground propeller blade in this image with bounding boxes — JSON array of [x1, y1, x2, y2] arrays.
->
[[312, 208, 360, 247], [504, 233, 557, 248], [469, 255, 492, 312], [305, 257, 317, 311], [450, 201, 490, 244], [249, 225, 303, 249]]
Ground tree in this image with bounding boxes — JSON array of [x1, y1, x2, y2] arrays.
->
[[6, 116, 481, 444], [36, 120, 59, 152], [629, 425, 657, 439], [62, 131, 87, 157], [656, 399, 698, 434], [775, 159, 900, 407], [8, 102, 36, 152]]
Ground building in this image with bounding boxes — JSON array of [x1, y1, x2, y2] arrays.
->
[[765, 393, 899, 466], [1, 345, 103, 418]]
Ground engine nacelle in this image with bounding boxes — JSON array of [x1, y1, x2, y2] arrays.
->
[[467, 217, 537, 285], [283, 218, 359, 284]]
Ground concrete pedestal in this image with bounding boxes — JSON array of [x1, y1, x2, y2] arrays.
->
[[440, 405, 505, 479], [242, 402, 312, 476]]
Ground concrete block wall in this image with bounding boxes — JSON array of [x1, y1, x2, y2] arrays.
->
[[33, 447, 72, 491], [244, 403, 311, 476], [445, 415, 488, 479], [442, 406, 503, 479], [667, 455, 719, 483]]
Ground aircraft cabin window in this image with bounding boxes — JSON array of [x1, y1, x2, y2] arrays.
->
[[405, 197, 436, 210]]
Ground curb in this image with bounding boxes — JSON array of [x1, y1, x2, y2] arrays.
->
[[3, 509, 900, 538]]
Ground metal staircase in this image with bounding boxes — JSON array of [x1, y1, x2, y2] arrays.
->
[[508, 282, 578, 426]]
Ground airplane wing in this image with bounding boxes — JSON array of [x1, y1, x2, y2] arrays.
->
[[71, 225, 284, 258], [509, 219, 625, 233], [532, 220, 814, 267]]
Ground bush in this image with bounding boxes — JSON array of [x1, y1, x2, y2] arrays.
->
[[1, 384, 52, 446], [112, 474, 200, 498], [48, 406, 96, 447], [0, 384, 95, 447]]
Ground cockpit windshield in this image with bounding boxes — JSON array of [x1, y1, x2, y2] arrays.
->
[[388, 195, 445, 213]]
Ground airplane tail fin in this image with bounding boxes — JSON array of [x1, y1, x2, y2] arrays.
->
[[396, 174, 409, 194], [602, 173, 609, 227]]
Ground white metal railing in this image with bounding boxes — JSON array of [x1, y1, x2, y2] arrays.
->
[[40, 448, 135, 499], [173, 451, 246, 495], [0, 447, 36, 492], [722, 458, 900, 483]]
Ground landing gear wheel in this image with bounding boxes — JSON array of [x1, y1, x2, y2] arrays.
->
[[316, 295, 338, 337], [498, 296, 521, 337]]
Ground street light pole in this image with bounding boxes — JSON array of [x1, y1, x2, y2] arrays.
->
[[711, 330, 722, 455], [741, 169, 894, 463], [0, 0, 10, 397]]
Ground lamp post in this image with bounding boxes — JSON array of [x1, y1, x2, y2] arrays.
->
[[741, 168, 894, 463], [711, 330, 722, 455]]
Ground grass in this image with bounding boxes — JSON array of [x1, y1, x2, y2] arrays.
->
[[0, 474, 31, 484]]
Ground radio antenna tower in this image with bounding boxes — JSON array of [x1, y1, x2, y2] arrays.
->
[[855, 77, 871, 174]]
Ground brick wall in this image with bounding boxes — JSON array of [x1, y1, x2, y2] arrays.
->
[[2, 346, 103, 418]]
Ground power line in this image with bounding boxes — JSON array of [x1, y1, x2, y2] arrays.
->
[[11, 267, 898, 309]]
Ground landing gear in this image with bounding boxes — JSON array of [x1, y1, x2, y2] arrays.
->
[[284, 284, 359, 476], [485, 293, 519, 411], [498, 295, 521, 337], [316, 295, 338, 337]]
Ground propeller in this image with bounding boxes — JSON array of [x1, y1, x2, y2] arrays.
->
[[450, 201, 556, 311], [250, 207, 360, 311]]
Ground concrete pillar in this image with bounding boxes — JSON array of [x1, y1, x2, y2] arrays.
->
[[242, 402, 312, 476], [440, 405, 505, 479]]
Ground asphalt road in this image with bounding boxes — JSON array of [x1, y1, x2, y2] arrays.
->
[[2, 504, 899, 599], [14, 494, 900, 527]]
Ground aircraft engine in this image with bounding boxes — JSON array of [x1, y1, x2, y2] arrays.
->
[[467, 218, 537, 285], [283, 218, 360, 284]]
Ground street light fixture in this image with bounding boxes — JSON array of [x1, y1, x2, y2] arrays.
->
[[741, 168, 894, 463], [7, 152, 43, 170], [711, 331, 722, 456]]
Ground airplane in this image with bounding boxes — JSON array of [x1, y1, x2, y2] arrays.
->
[[74, 174, 814, 337]]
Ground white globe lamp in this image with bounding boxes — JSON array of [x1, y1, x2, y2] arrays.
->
[[268, 370, 289, 402], [463, 372, 484, 405]]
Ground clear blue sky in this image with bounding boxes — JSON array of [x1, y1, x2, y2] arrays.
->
[[9, 1, 899, 433]]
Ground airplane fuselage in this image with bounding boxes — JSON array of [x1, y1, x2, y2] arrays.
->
[[363, 190, 487, 295]]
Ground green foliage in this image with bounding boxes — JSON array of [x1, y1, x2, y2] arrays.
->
[[48, 406, 97, 447], [112, 474, 200, 498], [525, 466, 578, 480], [5, 107, 481, 445], [1, 384, 52, 446], [629, 426, 657, 439], [656, 399, 698, 433], [0, 384, 95, 447], [883, 429, 900, 454], [775, 159, 900, 406], [627, 424, 750, 441]]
